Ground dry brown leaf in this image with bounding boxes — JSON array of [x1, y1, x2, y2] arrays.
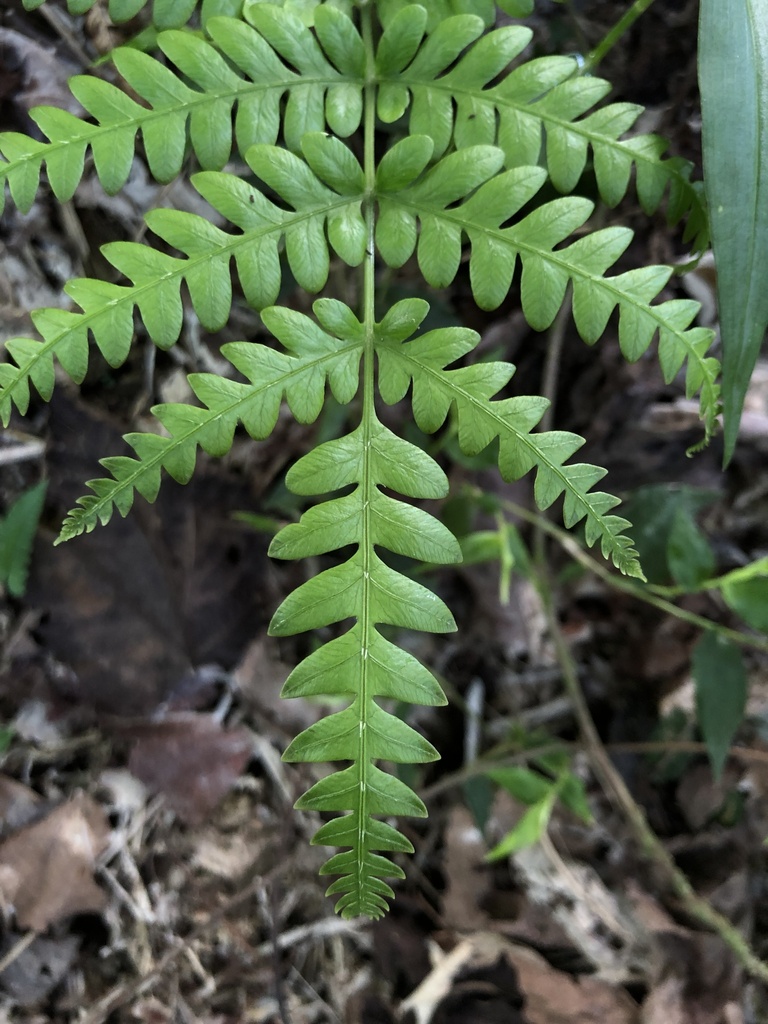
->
[[640, 976, 686, 1024], [127, 713, 252, 824], [234, 637, 319, 736], [440, 806, 492, 932], [401, 933, 639, 1024], [0, 792, 109, 931], [192, 830, 261, 880]]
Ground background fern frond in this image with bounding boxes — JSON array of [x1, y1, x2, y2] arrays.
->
[[58, 301, 363, 541], [377, 153, 719, 439], [384, 15, 707, 247], [0, 8, 362, 213], [270, 413, 461, 918], [374, 299, 644, 579]]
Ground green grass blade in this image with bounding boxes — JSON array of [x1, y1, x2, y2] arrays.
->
[[699, 0, 768, 461]]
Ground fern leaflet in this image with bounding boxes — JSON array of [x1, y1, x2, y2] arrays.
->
[[57, 301, 363, 540], [271, 415, 459, 918], [374, 299, 644, 578], [376, 145, 720, 440], [377, 7, 707, 249], [0, 138, 365, 423], [0, 9, 363, 213]]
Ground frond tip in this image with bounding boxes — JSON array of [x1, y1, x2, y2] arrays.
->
[[270, 412, 460, 918]]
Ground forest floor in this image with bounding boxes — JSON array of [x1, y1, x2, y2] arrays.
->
[[1, 1, 768, 1022]]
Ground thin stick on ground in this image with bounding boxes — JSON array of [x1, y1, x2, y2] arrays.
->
[[538, 566, 768, 985]]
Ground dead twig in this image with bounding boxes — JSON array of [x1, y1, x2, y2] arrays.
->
[[538, 567, 768, 986]]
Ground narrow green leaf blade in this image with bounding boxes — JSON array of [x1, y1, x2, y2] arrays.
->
[[699, 0, 768, 461], [0, 481, 47, 598]]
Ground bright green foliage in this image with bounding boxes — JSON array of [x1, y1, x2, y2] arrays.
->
[[0, 8, 362, 213], [272, 415, 457, 917], [375, 300, 642, 576], [0, 138, 365, 423], [376, 6, 707, 250], [2, 1, 722, 917]]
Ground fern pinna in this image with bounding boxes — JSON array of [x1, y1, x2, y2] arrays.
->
[[2, 1, 718, 918]]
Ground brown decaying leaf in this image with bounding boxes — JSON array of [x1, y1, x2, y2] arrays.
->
[[0, 792, 109, 931], [127, 713, 253, 825], [400, 933, 639, 1024], [440, 806, 493, 932]]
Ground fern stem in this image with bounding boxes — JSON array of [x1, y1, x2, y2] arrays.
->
[[355, 0, 377, 905], [582, 0, 658, 73]]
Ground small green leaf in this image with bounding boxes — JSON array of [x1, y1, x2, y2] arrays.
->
[[498, 0, 533, 14], [721, 576, 768, 632], [699, 0, 768, 461], [666, 505, 715, 590], [486, 766, 551, 805], [693, 633, 748, 779], [0, 481, 47, 598], [486, 791, 556, 861]]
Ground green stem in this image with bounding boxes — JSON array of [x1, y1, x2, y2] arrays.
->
[[354, 0, 378, 900], [582, 0, 659, 73], [487, 490, 768, 656]]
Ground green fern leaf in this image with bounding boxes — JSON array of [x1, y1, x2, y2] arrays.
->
[[0, 10, 362, 213], [377, 0, 497, 31], [377, 149, 719, 440], [385, 16, 707, 247], [0, 139, 364, 422], [375, 299, 644, 579], [57, 301, 363, 541], [270, 409, 460, 918], [22, 0, 231, 29]]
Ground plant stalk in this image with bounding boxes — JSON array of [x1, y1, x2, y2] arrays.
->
[[582, 0, 659, 73], [535, 555, 768, 984], [492, 491, 768, 656]]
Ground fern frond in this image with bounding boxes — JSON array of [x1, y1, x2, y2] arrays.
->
[[270, 412, 460, 918], [380, 10, 707, 247], [0, 138, 364, 422], [377, 147, 720, 439], [57, 300, 363, 541], [374, 298, 644, 579], [0, 8, 363, 212], [22, 0, 240, 30]]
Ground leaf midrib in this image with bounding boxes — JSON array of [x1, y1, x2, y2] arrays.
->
[[400, 72, 702, 207], [0, 73, 352, 182]]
